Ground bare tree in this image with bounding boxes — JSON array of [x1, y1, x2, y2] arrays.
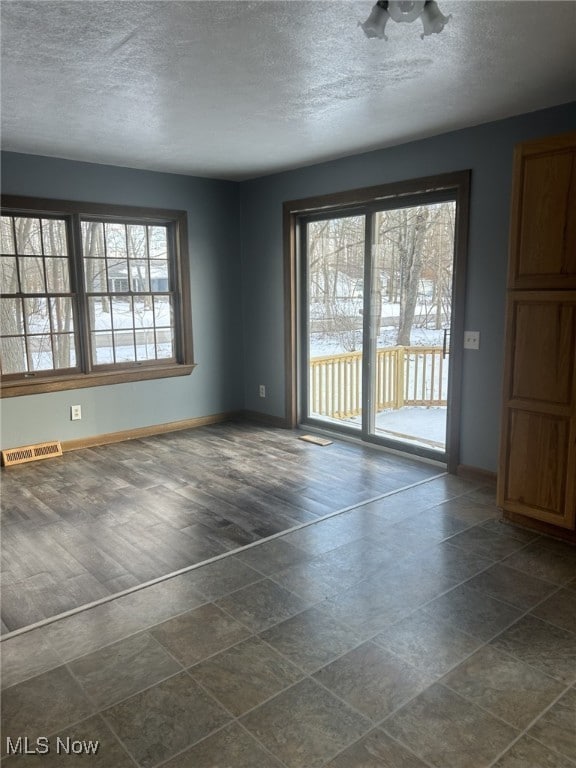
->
[[376, 203, 453, 345], [308, 216, 364, 351], [305, 204, 455, 355], [397, 207, 428, 345]]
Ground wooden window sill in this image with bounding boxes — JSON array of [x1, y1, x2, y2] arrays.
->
[[1, 364, 195, 398]]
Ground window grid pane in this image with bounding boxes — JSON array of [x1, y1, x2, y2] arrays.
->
[[45, 258, 71, 293], [52, 334, 77, 369], [0, 298, 24, 335], [0, 216, 16, 254], [41, 219, 68, 256], [0, 256, 18, 293], [20, 256, 46, 293], [0, 336, 27, 374], [156, 327, 174, 359], [29, 335, 54, 371], [15, 217, 42, 255], [127, 225, 147, 259], [1, 205, 188, 383], [0, 214, 77, 376], [83, 220, 176, 367], [84, 258, 107, 292], [148, 226, 168, 259]]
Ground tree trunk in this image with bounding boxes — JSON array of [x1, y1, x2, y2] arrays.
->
[[397, 208, 428, 346]]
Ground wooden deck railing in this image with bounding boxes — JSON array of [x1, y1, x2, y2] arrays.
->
[[309, 346, 447, 419]]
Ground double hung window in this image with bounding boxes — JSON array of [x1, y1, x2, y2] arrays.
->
[[0, 197, 193, 396]]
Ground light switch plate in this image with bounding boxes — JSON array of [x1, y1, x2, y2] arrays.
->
[[464, 331, 480, 350]]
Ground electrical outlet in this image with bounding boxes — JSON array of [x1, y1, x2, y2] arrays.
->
[[463, 331, 480, 350], [70, 405, 82, 421], [259, 384, 266, 398]]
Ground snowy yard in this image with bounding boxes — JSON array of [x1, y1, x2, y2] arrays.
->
[[320, 406, 447, 451], [309, 325, 446, 356]]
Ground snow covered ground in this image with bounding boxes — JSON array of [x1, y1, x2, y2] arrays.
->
[[320, 406, 447, 451], [309, 326, 445, 356], [373, 406, 446, 450]]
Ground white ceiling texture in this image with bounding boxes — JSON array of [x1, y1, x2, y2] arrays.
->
[[2, 1, 575, 180]]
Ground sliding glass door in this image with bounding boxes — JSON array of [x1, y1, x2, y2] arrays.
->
[[304, 213, 366, 431], [301, 191, 460, 464], [367, 201, 455, 452]]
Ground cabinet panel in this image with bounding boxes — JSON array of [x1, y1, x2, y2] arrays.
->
[[509, 133, 576, 291], [502, 410, 575, 527], [511, 300, 575, 405], [499, 132, 576, 538]]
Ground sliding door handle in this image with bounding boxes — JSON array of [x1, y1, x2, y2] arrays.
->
[[442, 328, 450, 359]]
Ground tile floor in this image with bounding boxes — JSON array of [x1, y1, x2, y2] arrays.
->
[[1, 475, 575, 768]]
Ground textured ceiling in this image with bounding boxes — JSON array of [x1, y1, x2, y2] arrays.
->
[[2, 1, 575, 180]]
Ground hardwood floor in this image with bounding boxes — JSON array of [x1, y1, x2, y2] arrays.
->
[[0, 421, 441, 633]]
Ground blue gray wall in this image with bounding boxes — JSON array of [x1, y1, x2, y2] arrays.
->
[[0, 153, 243, 446], [240, 103, 576, 472], [2, 103, 576, 471]]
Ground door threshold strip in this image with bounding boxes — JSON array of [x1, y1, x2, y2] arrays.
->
[[1, 471, 448, 641]]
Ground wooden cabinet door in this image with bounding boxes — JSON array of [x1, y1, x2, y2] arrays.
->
[[500, 132, 576, 537], [508, 132, 576, 291], [498, 292, 576, 528]]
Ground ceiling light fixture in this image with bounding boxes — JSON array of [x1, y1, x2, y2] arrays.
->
[[360, 0, 451, 40]]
